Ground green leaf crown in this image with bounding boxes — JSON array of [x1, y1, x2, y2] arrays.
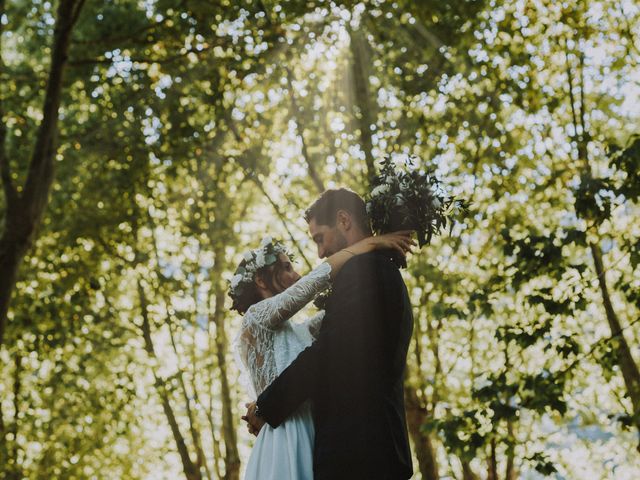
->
[[228, 237, 290, 302]]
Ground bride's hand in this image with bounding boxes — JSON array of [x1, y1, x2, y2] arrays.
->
[[242, 402, 265, 436], [369, 231, 416, 257]]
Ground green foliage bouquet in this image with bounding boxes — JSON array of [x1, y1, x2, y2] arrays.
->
[[365, 155, 466, 258]]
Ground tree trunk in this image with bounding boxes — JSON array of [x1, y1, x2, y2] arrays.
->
[[487, 438, 498, 480], [212, 290, 241, 479], [0, 0, 85, 346], [405, 299, 440, 480], [205, 268, 224, 480], [590, 242, 640, 443], [405, 384, 439, 480], [193, 151, 241, 479], [505, 419, 516, 480], [170, 323, 208, 479], [349, 27, 377, 184], [148, 213, 209, 478], [138, 281, 201, 480], [461, 459, 479, 480], [211, 245, 240, 480], [565, 50, 640, 447], [0, 239, 24, 347], [565, 53, 640, 449], [188, 271, 214, 480], [207, 331, 224, 480]]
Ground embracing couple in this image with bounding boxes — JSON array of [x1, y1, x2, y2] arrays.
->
[[230, 188, 415, 480]]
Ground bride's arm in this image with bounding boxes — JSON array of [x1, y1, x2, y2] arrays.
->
[[245, 262, 332, 329], [325, 231, 414, 279], [246, 231, 414, 330]]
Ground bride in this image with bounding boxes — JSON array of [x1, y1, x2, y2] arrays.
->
[[229, 232, 414, 480]]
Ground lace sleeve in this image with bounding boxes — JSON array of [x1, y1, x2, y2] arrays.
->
[[233, 261, 332, 397], [245, 261, 332, 330], [302, 311, 325, 340]]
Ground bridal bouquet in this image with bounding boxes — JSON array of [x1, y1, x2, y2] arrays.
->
[[365, 155, 466, 253]]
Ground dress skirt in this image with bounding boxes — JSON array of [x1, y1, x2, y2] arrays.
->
[[243, 402, 315, 480]]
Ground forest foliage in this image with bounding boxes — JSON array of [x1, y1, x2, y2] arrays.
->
[[1, 0, 640, 479]]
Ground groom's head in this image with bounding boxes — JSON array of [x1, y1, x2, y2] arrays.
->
[[305, 188, 372, 258]]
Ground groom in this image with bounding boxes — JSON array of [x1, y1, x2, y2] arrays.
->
[[244, 188, 414, 479]]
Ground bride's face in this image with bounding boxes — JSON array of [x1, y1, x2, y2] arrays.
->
[[255, 254, 300, 298], [274, 254, 301, 290]]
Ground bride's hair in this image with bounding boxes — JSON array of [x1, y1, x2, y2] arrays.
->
[[231, 256, 289, 314]]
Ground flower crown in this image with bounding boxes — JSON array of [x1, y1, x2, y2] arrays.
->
[[228, 237, 290, 303]]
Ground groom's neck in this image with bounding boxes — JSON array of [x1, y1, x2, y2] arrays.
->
[[345, 229, 369, 247]]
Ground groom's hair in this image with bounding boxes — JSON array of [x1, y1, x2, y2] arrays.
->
[[305, 188, 371, 234]]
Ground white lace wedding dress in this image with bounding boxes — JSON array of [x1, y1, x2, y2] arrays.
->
[[233, 261, 332, 480]]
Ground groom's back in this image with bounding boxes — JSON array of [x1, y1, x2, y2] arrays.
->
[[313, 250, 413, 480]]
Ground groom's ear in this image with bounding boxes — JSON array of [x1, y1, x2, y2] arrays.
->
[[335, 209, 352, 231]]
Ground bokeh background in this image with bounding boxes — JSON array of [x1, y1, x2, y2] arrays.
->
[[1, 0, 640, 478]]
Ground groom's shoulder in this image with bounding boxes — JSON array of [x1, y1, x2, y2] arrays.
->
[[339, 250, 398, 281]]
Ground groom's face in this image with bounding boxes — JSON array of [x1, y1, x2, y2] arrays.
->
[[308, 217, 348, 259]]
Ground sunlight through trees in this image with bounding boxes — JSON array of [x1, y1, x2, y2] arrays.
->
[[1, 0, 639, 478]]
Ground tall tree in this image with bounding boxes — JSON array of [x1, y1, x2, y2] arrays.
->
[[0, 0, 86, 346]]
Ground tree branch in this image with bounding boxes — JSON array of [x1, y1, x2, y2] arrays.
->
[[563, 37, 591, 166], [564, 45, 580, 146], [254, 0, 325, 193], [70, 0, 86, 26], [578, 50, 588, 145], [10, 352, 22, 464], [222, 114, 316, 270], [619, 1, 640, 57], [73, 14, 165, 46], [244, 168, 314, 270], [285, 66, 325, 194]]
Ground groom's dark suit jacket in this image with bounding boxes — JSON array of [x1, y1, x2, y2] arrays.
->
[[256, 250, 414, 480]]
